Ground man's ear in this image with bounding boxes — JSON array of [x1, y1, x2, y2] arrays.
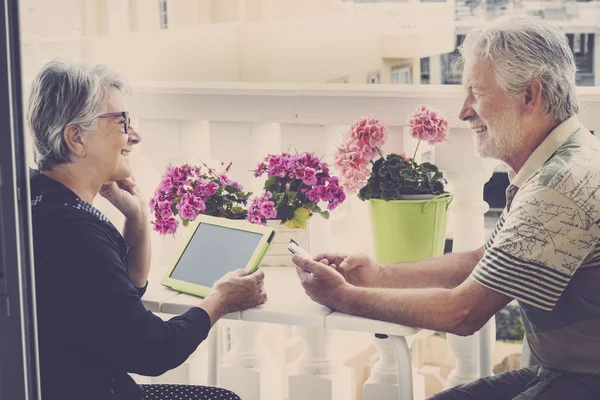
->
[[63, 125, 87, 158], [523, 79, 543, 115]]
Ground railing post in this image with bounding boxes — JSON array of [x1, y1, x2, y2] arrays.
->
[[219, 321, 263, 400], [363, 334, 414, 400], [435, 128, 497, 387], [286, 327, 352, 400]]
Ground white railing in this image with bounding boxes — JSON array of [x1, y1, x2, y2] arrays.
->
[[97, 83, 600, 400]]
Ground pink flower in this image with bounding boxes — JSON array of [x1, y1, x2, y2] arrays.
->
[[407, 105, 449, 145], [400, 153, 411, 164], [341, 167, 370, 194], [348, 116, 388, 149]]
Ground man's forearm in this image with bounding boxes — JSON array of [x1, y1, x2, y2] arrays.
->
[[335, 285, 470, 335], [376, 247, 483, 289], [124, 210, 152, 288]]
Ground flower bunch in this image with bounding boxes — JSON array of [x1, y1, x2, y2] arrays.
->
[[248, 152, 346, 229], [149, 162, 251, 235], [334, 105, 449, 200]]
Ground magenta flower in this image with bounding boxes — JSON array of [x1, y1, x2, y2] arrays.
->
[[249, 152, 346, 228], [176, 201, 198, 221], [150, 162, 251, 235], [152, 217, 179, 235], [259, 201, 277, 219]]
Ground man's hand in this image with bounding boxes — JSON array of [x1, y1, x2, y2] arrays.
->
[[292, 254, 351, 310], [315, 252, 382, 287], [210, 269, 267, 315], [100, 177, 145, 220]]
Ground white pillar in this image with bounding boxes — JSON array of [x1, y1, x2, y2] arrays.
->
[[286, 327, 352, 400], [363, 334, 414, 400], [178, 120, 212, 165], [82, 0, 102, 36], [594, 33, 600, 86], [435, 128, 497, 387], [429, 55, 442, 85], [250, 122, 282, 195], [219, 321, 263, 400], [132, 0, 160, 31], [412, 58, 421, 85], [106, 0, 131, 35]]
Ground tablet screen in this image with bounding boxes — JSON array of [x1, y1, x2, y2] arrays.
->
[[169, 222, 264, 288]]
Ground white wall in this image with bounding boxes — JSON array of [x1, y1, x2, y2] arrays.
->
[[19, 0, 455, 85], [80, 24, 241, 81], [267, 18, 382, 84], [20, 0, 83, 39]]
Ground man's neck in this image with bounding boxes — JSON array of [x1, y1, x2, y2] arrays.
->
[[505, 118, 560, 174], [41, 164, 102, 204]]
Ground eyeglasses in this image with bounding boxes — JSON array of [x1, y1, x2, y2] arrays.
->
[[98, 111, 130, 134]]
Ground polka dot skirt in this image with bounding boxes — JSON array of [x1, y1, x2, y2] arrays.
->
[[140, 384, 241, 400]]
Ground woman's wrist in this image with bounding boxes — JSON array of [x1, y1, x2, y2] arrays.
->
[[200, 291, 227, 327]]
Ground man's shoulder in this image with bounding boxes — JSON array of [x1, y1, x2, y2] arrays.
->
[[526, 128, 600, 209]]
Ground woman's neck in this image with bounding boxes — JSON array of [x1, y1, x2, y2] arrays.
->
[[41, 164, 102, 204]]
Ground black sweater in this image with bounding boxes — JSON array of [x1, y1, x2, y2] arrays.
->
[[30, 170, 211, 400]]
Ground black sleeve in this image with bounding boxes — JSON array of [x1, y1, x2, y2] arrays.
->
[[136, 281, 148, 298], [46, 218, 212, 377]]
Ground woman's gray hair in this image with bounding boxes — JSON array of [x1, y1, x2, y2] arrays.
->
[[27, 59, 130, 170], [458, 16, 579, 122]]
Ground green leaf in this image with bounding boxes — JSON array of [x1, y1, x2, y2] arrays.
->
[[264, 176, 279, 192], [182, 219, 190, 227], [283, 207, 311, 229], [305, 202, 329, 219]]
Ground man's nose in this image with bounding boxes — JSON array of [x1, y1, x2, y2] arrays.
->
[[459, 97, 476, 122]]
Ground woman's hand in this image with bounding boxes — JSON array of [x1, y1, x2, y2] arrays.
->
[[210, 269, 267, 315], [100, 177, 146, 220]]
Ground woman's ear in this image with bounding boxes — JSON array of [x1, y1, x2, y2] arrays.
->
[[63, 125, 87, 158]]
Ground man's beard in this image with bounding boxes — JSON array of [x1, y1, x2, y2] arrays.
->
[[475, 107, 522, 161]]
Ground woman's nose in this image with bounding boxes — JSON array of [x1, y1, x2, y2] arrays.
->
[[128, 125, 141, 144]]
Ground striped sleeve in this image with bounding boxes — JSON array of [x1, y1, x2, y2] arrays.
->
[[484, 213, 505, 251], [471, 185, 600, 311]]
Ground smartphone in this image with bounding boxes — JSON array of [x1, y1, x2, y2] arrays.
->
[[288, 239, 312, 258]]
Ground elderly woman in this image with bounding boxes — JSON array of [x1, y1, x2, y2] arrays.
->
[[28, 60, 265, 400]]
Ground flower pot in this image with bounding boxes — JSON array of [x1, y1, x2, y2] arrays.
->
[[369, 193, 452, 264], [261, 220, 310, 267]]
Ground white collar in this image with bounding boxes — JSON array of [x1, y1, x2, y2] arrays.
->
[[511, 115, 582, 188]]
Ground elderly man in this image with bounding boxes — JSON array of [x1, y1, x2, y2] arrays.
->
[[292, 16, 600, 399]]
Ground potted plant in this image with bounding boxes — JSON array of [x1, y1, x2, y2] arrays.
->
[[334, 105, 452, 263], [149, 161, 251, 235], [248, 151, 346, 266]]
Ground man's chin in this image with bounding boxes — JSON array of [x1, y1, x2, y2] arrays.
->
[[473, 142, 496, 160]]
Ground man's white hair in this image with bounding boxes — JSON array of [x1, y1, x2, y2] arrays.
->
[[27, 59, 129, 170], [458, 16, 579, 122]]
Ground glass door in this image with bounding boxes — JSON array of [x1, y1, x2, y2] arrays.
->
[[0, 0, 41, 399]]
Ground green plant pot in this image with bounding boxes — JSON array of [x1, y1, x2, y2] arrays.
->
[[369, 193, 453, 264]]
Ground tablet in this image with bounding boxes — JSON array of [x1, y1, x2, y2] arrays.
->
[[161, 214, 275, 298]]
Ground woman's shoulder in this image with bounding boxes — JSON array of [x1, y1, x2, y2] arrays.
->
[[30, 170, 123, 249]]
